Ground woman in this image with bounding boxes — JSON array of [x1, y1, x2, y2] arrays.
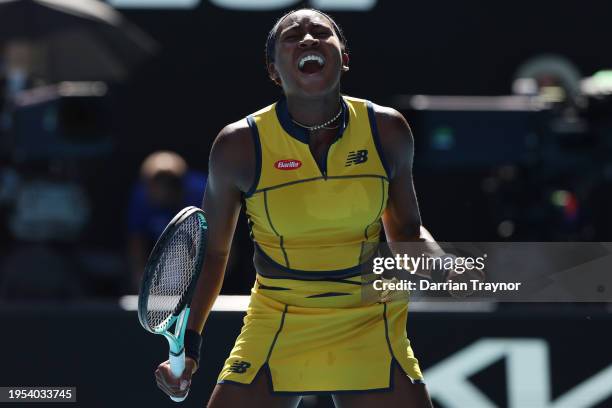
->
[[156, 8, 441, 407]]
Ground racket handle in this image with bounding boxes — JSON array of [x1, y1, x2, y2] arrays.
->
[[169, 350, 188, 402]]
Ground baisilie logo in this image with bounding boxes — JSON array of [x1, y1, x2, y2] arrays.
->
[[275, 159, 302, 170]]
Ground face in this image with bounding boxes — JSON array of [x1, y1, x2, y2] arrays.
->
[[147, 172, 183, 208], [268, 10, 349, 97], [4, 41, 33, 72]]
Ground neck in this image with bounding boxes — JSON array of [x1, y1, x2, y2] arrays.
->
[[285, 90, 342, 128]]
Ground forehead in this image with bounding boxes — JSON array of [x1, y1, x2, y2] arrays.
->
[[277, 10, 333, 32]]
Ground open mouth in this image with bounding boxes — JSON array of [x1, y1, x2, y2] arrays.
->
[[298, 53, 325, 74]]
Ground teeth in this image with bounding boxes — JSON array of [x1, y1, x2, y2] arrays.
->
[[298, 54, 325, 70]]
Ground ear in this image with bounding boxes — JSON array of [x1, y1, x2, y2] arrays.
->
[[341, 52, 350, 72], [267, 62, 282, 86]]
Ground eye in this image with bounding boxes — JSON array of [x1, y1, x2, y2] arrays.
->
[[314, 30, 332, 39], [281, 31, 300, 42]]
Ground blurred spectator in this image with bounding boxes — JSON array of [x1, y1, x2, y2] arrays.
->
[[1, 40, 38, 101], [1, 40, 45, 139], [127, 151, 206, 291]]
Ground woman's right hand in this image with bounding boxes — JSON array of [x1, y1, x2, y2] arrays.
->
[[154, 357, 198, 399]]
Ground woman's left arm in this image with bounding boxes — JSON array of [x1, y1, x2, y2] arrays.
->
[[374, 104, 445, 277], [375, 104, 485, 284]]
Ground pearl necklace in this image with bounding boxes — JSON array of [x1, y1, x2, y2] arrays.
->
[[291, 106, 343, 131]]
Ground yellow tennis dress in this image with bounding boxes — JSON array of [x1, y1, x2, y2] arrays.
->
[[217, 95, 424, 393]]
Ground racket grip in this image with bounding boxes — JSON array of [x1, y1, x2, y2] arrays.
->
[[169, 350, 188, 402]]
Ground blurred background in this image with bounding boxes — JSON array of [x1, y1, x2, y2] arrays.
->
[[1, 1, 611, 407]]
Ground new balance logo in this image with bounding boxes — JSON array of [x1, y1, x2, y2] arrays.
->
[[229, 360, 251, 374], [345, 150, 368, 166]]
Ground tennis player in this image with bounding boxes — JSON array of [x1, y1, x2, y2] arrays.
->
[[155, 8, 455, 407]]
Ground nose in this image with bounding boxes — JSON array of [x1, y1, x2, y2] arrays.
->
[[299, 33, 318, 48]]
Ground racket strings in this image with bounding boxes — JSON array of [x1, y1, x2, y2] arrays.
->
[[146, 215, 203, 331]]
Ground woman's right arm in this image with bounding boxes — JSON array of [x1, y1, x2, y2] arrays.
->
[[155, 120, 254, 398], [187, 120, 254, 335]]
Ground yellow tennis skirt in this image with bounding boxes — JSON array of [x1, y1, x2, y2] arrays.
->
[[217, 280, 424, 393]]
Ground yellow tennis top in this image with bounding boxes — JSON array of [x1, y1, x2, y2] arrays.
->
[[217, 98, 425, 389], [244, 95, 390, 285]]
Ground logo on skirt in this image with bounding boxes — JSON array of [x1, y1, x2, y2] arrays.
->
[[229, 360, 251, 374]]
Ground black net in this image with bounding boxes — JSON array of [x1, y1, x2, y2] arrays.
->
[[144, 213, 204, 332]]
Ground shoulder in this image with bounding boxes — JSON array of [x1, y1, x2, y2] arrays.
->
[[368, 102, 414, 179], [209, 118, 255, 193], [212, 119, 252, 154], [369, 102, 413, 142]]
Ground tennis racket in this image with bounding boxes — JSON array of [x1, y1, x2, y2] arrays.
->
[[137, 206, 208, 402]]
